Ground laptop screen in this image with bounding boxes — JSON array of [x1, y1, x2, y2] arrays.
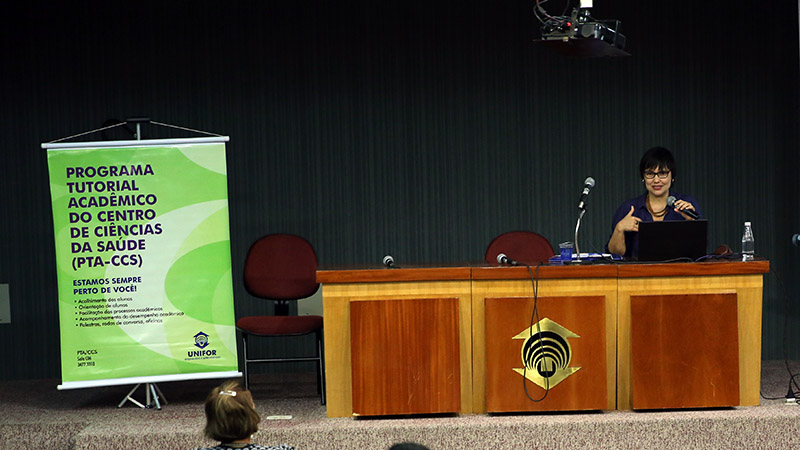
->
[[636, 219, 708, 262]]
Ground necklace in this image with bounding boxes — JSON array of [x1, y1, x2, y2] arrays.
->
[[646, 195, 668, 218]]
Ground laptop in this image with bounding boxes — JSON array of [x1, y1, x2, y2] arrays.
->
[[637, 219, 708, 262]]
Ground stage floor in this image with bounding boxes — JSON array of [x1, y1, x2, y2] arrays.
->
[[2, 361, 800, 449]]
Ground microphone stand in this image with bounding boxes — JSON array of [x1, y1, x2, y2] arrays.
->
[[574, 208, 586, 263]]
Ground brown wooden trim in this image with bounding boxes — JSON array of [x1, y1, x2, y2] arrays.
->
[[617, 260, 769, 278], [471, 264, 617, 280], [320, 260, 769, 283], [317, 266, 472, 283]]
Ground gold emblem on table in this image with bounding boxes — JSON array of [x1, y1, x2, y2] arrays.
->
[[512, 318, 580, 389]]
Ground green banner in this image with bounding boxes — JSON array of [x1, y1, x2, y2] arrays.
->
[[46, 138, 239, 389]]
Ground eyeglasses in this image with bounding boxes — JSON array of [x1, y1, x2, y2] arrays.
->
[[643, 170, 671, 179]]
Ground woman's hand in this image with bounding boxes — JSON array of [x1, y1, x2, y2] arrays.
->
[[616, 205, 640, 233], [671, 199, 697, 220], [608, 205, 638, 255]]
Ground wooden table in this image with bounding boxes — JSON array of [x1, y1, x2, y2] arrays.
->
[[318, 260, 769, 417]]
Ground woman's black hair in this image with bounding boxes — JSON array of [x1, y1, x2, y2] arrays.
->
[[639, 146, 676, 179]]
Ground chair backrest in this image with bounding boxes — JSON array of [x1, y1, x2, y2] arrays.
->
[[244, 233, 319, 300], [484, 230, 555, 265]]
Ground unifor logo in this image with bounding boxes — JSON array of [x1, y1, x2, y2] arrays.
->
[[512, 318, 580, 389], [194, 332, 210, 349]]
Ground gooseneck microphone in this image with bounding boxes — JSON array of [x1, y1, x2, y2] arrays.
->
[[573, 177, 595, 260], [666, 196, 699, 219], [382, 255, 395, 268], [577, 177, 595, 210], [496, 253, 518, 266]]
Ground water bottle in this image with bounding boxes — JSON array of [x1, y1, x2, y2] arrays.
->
[[741, 221, 754, 261]]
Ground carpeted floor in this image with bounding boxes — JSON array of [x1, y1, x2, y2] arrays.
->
[[2, 361, 800, 449]]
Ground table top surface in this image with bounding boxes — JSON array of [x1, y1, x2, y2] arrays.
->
[[317, 258, 770, 283]]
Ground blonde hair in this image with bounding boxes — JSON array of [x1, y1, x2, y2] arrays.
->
[[203, 380, 260, 442]]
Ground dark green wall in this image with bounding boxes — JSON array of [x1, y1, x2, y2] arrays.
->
[[1, 1, 798, 380]]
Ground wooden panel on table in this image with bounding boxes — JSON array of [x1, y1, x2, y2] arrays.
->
[[484, 296, 607, 412], [350, 297, 461, 416], [617, 272, 764, 410], [630, 293, 739, 409], [319, 269, 472, 418], [472, 273, 617, 413]]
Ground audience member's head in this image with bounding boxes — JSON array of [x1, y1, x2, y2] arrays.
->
[[389, 443, 430, 450], [203, 380, 260, 443]]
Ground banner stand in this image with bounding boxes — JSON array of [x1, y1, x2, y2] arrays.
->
[[105, 118, 173, 410], [122, 119, 162, 409], [45, 118, 240, 410], [118, 119, 168, 410], [118, 382, 168, 409], [46, 117, 226, 145]]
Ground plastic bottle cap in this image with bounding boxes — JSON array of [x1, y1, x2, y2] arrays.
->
[[744, 221, 751, 226]]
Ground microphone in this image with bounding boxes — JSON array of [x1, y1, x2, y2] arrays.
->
[[496, 253, 518, 266], [793, 234, 800, 247], [577, 177, 595, 210], [666, 196, 699, 220], [382, 255, 395, 268]]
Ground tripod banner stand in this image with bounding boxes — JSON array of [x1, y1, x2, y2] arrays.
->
[[45, 137, 240, 394]]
